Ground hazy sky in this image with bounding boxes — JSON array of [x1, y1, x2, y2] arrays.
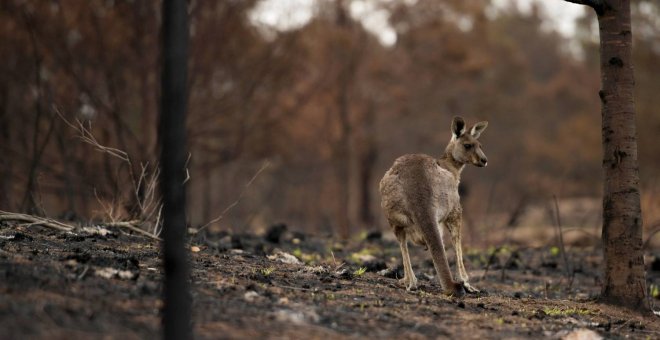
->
[[249, 0, 588, 46]]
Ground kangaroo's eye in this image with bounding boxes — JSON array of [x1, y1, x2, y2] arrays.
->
[[463, 144, 472, 149]]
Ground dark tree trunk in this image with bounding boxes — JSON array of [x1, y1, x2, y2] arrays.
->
[[335, 0, 352, 239], [159, 0, 192, 339], [563, 0, 648, 311], [597, 0, 647, 311], [358, 104, 377, 226]]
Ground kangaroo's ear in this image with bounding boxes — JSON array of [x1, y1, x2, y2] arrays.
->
[[470, 121, 488, 139], [451, 116, 466, 139]]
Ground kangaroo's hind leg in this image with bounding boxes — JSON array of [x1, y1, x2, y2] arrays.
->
[[393, 225, 418, 291], [416, 213, 465, 297], [446, 209, 480, 293]]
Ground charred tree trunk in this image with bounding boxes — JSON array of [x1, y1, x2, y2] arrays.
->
[[159, 0, 192, 338], [358, 104, 377, 226], [335, 0, 352, 239], [563, 0, 648, 311]]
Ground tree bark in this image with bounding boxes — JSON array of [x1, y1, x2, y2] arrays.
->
[[597, 0, 648, 311], [563, 0, 648, 311], [159, 0, 192, 339]]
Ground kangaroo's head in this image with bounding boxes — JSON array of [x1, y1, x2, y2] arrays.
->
[[447, 116, 488, 167]]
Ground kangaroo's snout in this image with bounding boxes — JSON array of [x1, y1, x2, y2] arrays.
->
[[478, 157, 488, 167]]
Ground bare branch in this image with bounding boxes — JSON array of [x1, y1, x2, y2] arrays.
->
[[562, 0, 596, 7], [0, 211, 74, 231], [100, 220, 162, 241], [552, 195, 572, 280], [561, 0, 605, 14], [53, 106, 129, 162]]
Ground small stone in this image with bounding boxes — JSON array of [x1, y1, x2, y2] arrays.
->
[[267, 250, 302, 265], [561, 328, 602, 340], [244, 291, 260, 302], [191, 246, 201, 252]]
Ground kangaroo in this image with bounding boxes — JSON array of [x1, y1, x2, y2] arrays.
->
[[379, 116, 488, 297]]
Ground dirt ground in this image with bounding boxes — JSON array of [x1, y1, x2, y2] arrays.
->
[[1, 220, 659, 339]]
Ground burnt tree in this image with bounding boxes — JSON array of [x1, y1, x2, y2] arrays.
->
[[159, 0, 192, 338], [562, 0, 648, 311]]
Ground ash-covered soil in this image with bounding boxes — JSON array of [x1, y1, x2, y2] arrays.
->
[[1, 221, 659, 339]]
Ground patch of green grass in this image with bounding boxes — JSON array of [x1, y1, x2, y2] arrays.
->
[[543, 307, 593, 316], [549, 246, 560, 257], [292, 248, 321, 264], [260, 266, 275, 276], [349, 247, 380, 264], [650, 284, 660, 299], [353, 267, 367, 276], [355, 230, 369, 241]]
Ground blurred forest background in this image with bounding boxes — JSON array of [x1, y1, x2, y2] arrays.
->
[[1, 0, 659, 246]]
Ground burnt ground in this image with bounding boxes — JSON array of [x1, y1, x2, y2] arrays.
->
[[1, 221, 659, 339]]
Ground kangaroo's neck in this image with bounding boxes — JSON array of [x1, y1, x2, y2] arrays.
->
[[438, 149, 465, 180]]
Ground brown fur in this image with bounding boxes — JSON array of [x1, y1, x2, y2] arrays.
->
[[379, 117, 488, 296]]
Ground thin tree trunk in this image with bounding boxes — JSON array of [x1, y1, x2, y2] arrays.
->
[[336, 82, 351, 239], [335, 0, 352, 239], [358, 104, 377, 226], [160, 0, 192, 338], [597, 0, 648, 310]]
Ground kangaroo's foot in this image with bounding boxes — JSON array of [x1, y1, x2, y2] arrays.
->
[[445, 281, 466, 298], [399, 276, 418, 291], [462, 281, 481, 294]]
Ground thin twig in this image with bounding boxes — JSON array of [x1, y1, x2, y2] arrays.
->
[[0, 211, 74, 231], [197, 160, 271, 232], [183, 152, 191, 185], [77, 265, 90, 281], [54, 107, 129, 162], [100, 220, 162, 241], [552, 195, 571, 279], [153, 204, 164, 237], [480, 246, 503, 281]]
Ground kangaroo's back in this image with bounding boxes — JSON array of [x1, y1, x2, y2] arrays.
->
[[379, 154, 458, 225]]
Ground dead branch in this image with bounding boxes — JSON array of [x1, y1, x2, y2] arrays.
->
[[479, 246, 504, 281], [561, 0, 606, 15], [552, 195, 572, 280], [55, 105, 164, 235], [100, 220, 162, 241], [0, 211, 74, 231], [53, 106, 129, 162], [0, 210, 161, 241]]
